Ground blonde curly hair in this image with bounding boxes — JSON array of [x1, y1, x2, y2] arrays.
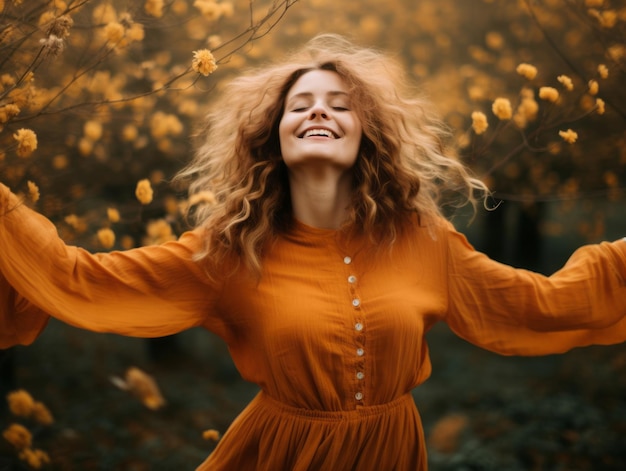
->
[[175, 34, 488, 275]]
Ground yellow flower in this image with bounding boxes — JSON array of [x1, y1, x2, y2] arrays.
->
[[596, 98, 605, 115], [192, 49, 218, 76], [538, 86, 559, 103], [122, 124, 138, 141], [220, 1, 234, 17], [13, 128, 38, 158], [470, 111, 488, 134], [202, 429, 221, 441], [597, 64, 609, 79], [97, 228, 116, 249], [7, 390, 35, 417], [557, 75, 574, 91], [584, 0, 603, 6], [194, 0, 222, 20], [143, 219, 176, 245], [145, 0, 164, 17], [588, 79, 599, 95], [27, 181, 40, 203], [0, 103, 20, 124], [107, 207, 121, 223], [515, 63, 537, 80], [84, 120, 103, 141], [104, 22, 125, 44], [135, 179, 154, 205], [111, 367, 166, 410], [491, 97, 512, 120], [31, 402, 54, 426], [18, 448, 50, 469], [2, 423, 32, 450], [559, 129, 578, 144]]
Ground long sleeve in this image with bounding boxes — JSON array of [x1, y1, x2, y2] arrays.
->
[[0, 183, 228, 348], [444, 222, 626, 355]]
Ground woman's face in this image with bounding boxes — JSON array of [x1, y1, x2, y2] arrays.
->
[[278, 69, 362, 173]]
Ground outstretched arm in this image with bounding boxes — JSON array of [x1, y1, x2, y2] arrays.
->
[[444, 222, 626, 356], [0, 183, 227, 348]]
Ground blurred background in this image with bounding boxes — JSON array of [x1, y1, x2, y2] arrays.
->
[[1, 0, 625, 469]]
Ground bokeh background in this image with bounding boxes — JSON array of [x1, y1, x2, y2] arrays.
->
[[1, 0, 625, 469]]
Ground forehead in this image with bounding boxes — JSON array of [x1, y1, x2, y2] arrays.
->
[[285, 69, 349, 99]]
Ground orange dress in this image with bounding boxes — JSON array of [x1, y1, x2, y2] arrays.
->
[[2, 183, 626, 470]]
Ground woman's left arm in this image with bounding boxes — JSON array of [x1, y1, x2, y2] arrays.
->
[[444, 223, 626, 356]]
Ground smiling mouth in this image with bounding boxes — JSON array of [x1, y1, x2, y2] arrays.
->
[[299, 128, 338, 139]]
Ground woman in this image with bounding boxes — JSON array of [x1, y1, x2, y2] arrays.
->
[[1, 35, 625, 470]]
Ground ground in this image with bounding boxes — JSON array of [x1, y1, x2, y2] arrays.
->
[[2, 317, 625, 471]]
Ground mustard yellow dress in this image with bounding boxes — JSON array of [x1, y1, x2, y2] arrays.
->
[[2, 183, 626, 470]]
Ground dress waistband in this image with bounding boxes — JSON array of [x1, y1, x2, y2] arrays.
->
[[255, 391, 415, 422]]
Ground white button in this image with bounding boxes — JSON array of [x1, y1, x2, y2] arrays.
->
[[343, 256, 352, 264], [352, 298, 360, 307], [355, 392, 363, 401], [356, 348, 364, 357], [355, 322, 363, 331], [356, 371, 365, 380], [348, 275, 357, 284]]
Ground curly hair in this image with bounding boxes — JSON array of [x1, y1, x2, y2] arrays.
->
[[174, 34, 489, 275]]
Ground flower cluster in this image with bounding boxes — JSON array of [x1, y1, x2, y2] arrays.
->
[[2, 390, 53, 469]]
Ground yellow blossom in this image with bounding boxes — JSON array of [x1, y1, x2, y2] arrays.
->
[[557, 75, 574, 91], [143, 219, 176, 245], [97, 228, 116, 249], [538, 86, 559, 103], [18, 448, 50, 469], [0, 104, 20, 124], [145, 0, 164, 18], [31, 402, 54, 425], [559, 129, 578, 144], [27, 181, 40, 202], [192, 49, 218, 76], [584, 0, 603, 6], [150, 112, 183, 139], [597, 64, 609, 79], [588, 8, 617, 28], [107, 207, 121, 222], [135, 179, 154, 204], [127, 23, 145, 42], [202, 429, 221, 441], [93, 3, 117, 23], [194, 0, 222, 20], [52, 154, 68, 169], [515, 63, 537, 80], [111, 367, 166, 410], [13, 128, 38, 158], [104, 22, 125, 44], [491, 97, 512, 120], [78, 137, 94, 156], [122, 124, 138, 141], [470, 111, 488, 135], [588, 79, 599, 95], [172, 0, 188, 15], [84, 120, 103, 141], [7, 390, 35, 417], [220, 1, 234, 17], [596, 98, 605, 115], [2, 424, 32, 450]]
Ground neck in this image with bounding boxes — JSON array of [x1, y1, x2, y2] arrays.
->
[[288, 167, 353, 230]]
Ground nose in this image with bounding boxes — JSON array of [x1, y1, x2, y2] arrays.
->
[[308, 100, 329, 120]]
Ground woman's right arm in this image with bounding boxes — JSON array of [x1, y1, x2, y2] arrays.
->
[[0, 183, 229, 347]]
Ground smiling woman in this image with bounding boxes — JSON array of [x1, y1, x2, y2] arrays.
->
[[1, 34, 625, 471]]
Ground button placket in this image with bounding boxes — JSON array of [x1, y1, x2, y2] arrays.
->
[[345, 254, 365, 404]]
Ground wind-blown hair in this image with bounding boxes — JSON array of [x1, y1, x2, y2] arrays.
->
[[175, 34, 489, 275]]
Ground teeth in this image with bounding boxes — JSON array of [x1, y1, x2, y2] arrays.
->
[[303, 129, 334, 138]]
